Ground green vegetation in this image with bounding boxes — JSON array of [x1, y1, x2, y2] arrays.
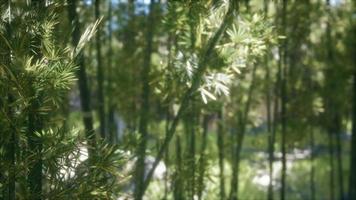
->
[[1, 0, 356, 199]]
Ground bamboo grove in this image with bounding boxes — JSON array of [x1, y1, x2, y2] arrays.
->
[[0, 0, 356, 200]]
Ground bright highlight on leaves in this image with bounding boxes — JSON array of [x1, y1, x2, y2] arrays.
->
[[166, 2, 274, 104]]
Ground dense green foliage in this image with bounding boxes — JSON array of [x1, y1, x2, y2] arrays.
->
[[1, 0, 356, 200]]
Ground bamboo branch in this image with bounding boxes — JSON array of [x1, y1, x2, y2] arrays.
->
[[140, 1, 237, 195]]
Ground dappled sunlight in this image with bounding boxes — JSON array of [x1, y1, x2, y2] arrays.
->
[[1, 0, 355, 199]]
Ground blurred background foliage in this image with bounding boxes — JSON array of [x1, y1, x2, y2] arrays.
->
[[1, 0, 356, 199]]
